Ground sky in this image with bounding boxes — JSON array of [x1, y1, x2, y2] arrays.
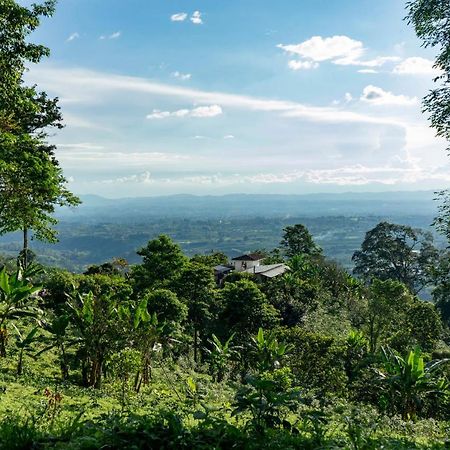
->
[[22, 0, 450, 197]]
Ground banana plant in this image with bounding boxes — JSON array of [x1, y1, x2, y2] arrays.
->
[[36, 314, 77, 380], [204, 333, 236, 382], [11, 323, 39, 375], [67, 291, 119, 388], [377, 346, 449, 419], [0, 267, 41, 356], [130, 298, 165, 390], [251, 328, 292, 372]]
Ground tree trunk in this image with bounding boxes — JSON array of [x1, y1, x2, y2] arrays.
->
[[89, 356, 103, 389], [17, 349, 23, 375], [22, 227, 28, 270], [0, 327, 7, 357], [60, 344, 69, 380], [194, 327, 198, 364]]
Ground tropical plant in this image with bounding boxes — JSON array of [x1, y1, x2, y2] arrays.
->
[[66, 291, 120, 388], [127, 299, 165, 390], [0, 267, 41, 356], [232, 328, 300, 433], [36, 314, 74, 380], [12, 324, 39, 375], [376, 346, 449, 419], [250, 328, 292, 373], [110, 347, 141, 410], [204, 333, 237, 382]]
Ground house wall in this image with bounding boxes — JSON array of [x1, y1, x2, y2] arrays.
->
[[233, 259, 261, 272]]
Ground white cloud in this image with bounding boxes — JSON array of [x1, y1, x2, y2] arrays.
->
[[344, 92, 353, 103], [278, 36, 399, 69], [288, 60, 319, 71], [278, 36, 364, 62], [360, 85, 417, 106], [66, 32, 79, 42], [304, 164, 450, 185], [60, 151, 189, 166], [171, 12, 188, 22], [100, 31, 121, 40], [57, 143, 105, 150], [358, 69, 377, 74], [223, 135, 235, 139], [393, 57, 439, 76], [29, 66, 410, 127], [190, 11, 203, 25], [171, 71, 192, 81], [335, 56, 400, 67], [147, 105, 223, 119], [101, 171, 153, 184]]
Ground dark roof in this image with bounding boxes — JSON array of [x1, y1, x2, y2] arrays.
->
[[232, 253, 264, 261]]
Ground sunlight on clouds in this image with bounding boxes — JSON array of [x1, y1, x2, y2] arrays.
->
[[190, 11, 203, 25], [360, 85, 417, 106], [146, 105, 223, 119], [278, 36, 399, 70], [287, 60, 319, 71], [278, 36, 364, 63], [171, 71, 192, 81], [99, 31, 121, 40], [66, 32, 79, 42], [171, 12, 187, 22], [393, 57, 439, 76]]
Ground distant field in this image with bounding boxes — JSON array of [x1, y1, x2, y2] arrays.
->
[[0, 214, 440, 273]]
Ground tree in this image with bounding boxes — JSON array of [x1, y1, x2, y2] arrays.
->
[[0, 134, 79, 267], [406, 2, 450, 246], [190, 252, 228, 268], [133, 235, 188, 291], [0, 0, 80, 267], [143, 289, 188, 333], [218, 279, 279, 345], [406, 1, 450, 148], [262, 273, 320, 327], [174, 261, 216, 363], [430, 251, 450, 327], [280, 224, 322, 258], [352, 222, 438, 295]]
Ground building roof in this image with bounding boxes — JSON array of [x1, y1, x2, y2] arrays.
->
[[214, 265, 234, 274], [244, 264, 289, 278], [231, 253, 265, 261]]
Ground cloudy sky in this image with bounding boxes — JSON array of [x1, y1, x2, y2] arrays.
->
[[24, 0, 449, 197]]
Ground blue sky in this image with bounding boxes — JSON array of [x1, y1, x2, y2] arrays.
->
[[24, 0, 449, 197]]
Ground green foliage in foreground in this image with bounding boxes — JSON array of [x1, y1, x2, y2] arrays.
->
[[0, 231, 449, 449]]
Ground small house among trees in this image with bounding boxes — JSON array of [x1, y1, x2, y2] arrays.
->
[[214, 253, 289, 285]]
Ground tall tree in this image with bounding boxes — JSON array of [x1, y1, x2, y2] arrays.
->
[[406, 2, 450, 240], [0, 0, 79, 268], [280, 224, 322, 258], [406, 1, 450, 147], [174, 261, 216, 363], [352, 222, 438, 295], [133, 235, 188, 291]]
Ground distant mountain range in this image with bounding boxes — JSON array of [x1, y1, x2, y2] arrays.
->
[[58, 190, 440, 221]]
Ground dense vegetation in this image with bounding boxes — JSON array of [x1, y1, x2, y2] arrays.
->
[[0, 221, 449, 449]]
